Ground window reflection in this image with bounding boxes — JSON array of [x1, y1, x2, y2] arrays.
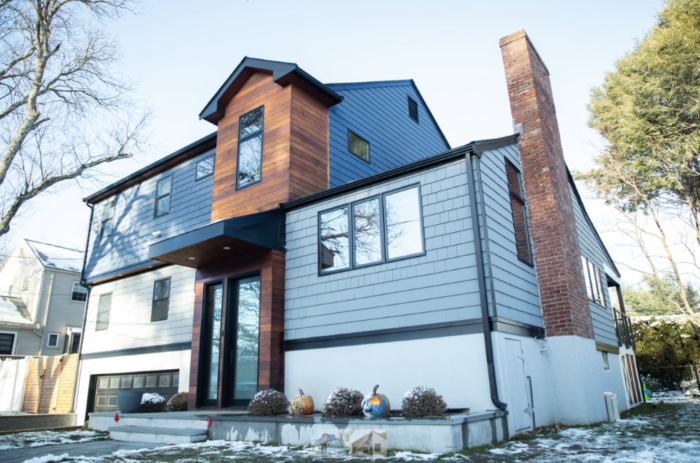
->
[[237, 107, 264, 189], [384, 187, 423, 259], [234, 278, 260, 401], [320, 207, 350, 271], [354, 199, 381, 265], [206, 284, 223, 402]]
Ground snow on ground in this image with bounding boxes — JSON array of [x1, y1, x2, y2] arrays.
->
[[0, 430, 105, 451]]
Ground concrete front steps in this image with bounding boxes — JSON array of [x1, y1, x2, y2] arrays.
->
[[109, 425, 207, 444]]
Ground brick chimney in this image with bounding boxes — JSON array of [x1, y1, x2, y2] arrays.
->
[[499, 30, 594, 340]]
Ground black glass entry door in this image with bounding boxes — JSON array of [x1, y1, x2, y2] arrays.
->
[[222, 276, 261, 408]]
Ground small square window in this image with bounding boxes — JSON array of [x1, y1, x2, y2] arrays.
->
[[47, 333, 59, 347], [71, 282, 87, 302], [121, 376, 133, 388], [195, 154, 215, 180], [109, 377, 120, 389], [133, 376, 145, 388], [408, 97, 419, 122], [98, 378, 109, 389], [154, 177, 172, 218], [348, 130, 370, 162], [146, 375, 157, 387], [159, 375, 171, 387], [21, 279, 29, 291]]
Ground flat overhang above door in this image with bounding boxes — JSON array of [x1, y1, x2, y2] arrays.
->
[[148, 209, 285, 268]]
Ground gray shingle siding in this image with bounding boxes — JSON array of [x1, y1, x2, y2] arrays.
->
[[570, 186, 618, 346], [84, 149, 215, 281]]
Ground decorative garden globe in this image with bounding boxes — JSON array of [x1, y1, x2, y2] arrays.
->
[[290, 389, 314, 415], [362, 385, 390, 418]]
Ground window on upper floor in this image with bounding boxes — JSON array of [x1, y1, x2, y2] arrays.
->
[[71, 282, 87, 302], [237, 106, 264, 189], [505, 160, 533, 265], [319, 185, 424, 274], [21, 279, 28, 291], [101, 200, 116, 238], [151, 277, 171, 322], [196, 154, 215, 181], [47, 333, 59, 348], [0, 332, 15, 355], [581, 256, 606, 307], [154, 176, 172, 218], [96, 293, 112, 331], [348, 130, 370, 162], [408, 96, 419, 122]]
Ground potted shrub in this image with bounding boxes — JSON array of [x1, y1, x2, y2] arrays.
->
[[117, 390, 143, 414]]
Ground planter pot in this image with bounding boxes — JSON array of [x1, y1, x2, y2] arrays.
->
[[117, 390, 143, 413]]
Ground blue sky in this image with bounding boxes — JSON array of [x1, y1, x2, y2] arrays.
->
[[9, 0, 663, 278]]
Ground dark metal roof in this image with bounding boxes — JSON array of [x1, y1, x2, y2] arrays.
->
[[83, 131, 217, 204], [282, 134, 519, 210], [199, 57, 343, 124]]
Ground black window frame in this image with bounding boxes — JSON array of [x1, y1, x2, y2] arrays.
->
[[235, 106, 265, 190], [151, 277, 171, 322], [505, 159, 534, 266], [47, 332, 59, 348], [96, 293, 112, 331], [195, 153, 216, 181], [71, 282, 88, 302], [408, 96, 419, 122], [0, 332, 15, 355], [318, 183, 426, 276], [154, 176, 173, 218], [347, 130, 370, 163], [100, 199, 116, 239]]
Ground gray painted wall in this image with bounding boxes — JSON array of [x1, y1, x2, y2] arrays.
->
[[570, 187, 618, 346], [42, 270, 87, 354], [84, 148, 215, 282]]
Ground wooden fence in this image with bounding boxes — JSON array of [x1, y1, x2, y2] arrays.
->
[[21, 354, 78, 414]]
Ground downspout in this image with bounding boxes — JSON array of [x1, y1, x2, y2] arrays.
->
[[70, 201, 94, 414], [465, 152, 507, 411]]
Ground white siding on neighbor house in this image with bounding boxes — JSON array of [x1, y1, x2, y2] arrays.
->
[[42, 270, 86, 354], [570, 187, 618, 347], [285, 159, 482, 341], [0, 241, 45, 320], [478, 146, 543, 327], [82, 265, 196, 354], [84, 148, 215, 282]]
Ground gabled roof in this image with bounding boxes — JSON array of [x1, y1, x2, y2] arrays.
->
[[0, 296, 34, 326], [199, 57, 343, 124], [326, 79, 450, 150], [25, 239, 84, 273]]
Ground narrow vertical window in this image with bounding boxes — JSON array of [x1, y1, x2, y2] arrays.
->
[[320, 207, 350, 272], [596, 267, 607, 308], [155, 177, 172, 217], [237, 106, 264, 189], [96, 293, 112, 331], [408, 96, 419, 122], [151, 278, 171, 322], [101, 200, 115, 238], [353, 198, 382, 266], [384, 187, 424, 260], [505, 160, 533, 265], [348, 130, 370, 162]]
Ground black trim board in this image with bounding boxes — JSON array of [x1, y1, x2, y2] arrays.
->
[[489, 317, 545, 338], [81, 342, 191, 360], [284, 320, 483, 351]]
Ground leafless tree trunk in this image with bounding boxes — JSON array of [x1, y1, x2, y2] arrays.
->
[[0, 0, 149, 237]]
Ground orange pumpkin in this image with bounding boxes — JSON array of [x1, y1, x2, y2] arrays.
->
[[290, 389, 314, 415]]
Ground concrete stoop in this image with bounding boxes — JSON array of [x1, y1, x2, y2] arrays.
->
[[108, 426, 208, 444]]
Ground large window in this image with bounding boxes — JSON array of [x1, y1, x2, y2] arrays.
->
[[96, 293, 112, 331], [348, 130, 370, 162], [236, 106, 264, 189], [71, 282, 87, 302], [154, 176, 172, 217], [581, 256, 606, 307], [101, 200, 115, 238], [151, 277, 171, 322], [505, 160, 533, 265], [319, 185, 424, 274]]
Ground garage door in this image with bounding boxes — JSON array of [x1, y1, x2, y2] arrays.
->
[[94, 370, 179, 412]]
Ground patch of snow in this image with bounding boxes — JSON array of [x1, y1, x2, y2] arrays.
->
[[141, 393, 165, 404], [21, 453, 69, 463], [27, 240, 83, 272], [0, 430, 102, 451], [394, 451, 441, 460], [0, 297, 33, 325]]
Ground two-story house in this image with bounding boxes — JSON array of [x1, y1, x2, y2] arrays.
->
[[75, 31, 642, 434], [0, 239, 86, 357]]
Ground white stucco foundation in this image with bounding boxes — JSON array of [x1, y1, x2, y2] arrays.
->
[[285, 334, 493, 413], [75, 349, 191, 425]]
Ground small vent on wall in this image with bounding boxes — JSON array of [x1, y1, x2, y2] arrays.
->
[[408, 97, 419, 122]]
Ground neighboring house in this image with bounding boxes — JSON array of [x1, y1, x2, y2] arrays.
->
[[75, 31, 642, 435], [0, 240, 86, 357]]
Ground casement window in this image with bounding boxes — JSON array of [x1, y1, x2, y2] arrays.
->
[[236, 106, 264, 189], [408, 96, 419, 122], [154, 176, 172, 217], [195, 154, 215, 181], [505, 160, 533, 265], [0, 332, 15, 355], [581, 256, 607, 307], [319, 185, 424, 274], [151, 277, 171, 322], [47, 333, 59, 348], [101, 200, 116, 238], [348, 130, 370, 162], [96, 293, 112, 331], [71, 282, 87, 302]]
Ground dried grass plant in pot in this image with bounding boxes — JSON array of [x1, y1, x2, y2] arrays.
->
[[401, 386, 448, 418], [248, 389, 290, 416], [322, 386, 364, 417]]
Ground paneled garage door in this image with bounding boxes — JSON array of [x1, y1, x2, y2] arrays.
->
[[94, 370, 179, 412]]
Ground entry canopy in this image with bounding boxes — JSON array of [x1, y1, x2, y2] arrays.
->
[[148, 209, 285, 268]]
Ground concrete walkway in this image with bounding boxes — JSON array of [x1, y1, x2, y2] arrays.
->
[[0, 440, 160, 463]]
